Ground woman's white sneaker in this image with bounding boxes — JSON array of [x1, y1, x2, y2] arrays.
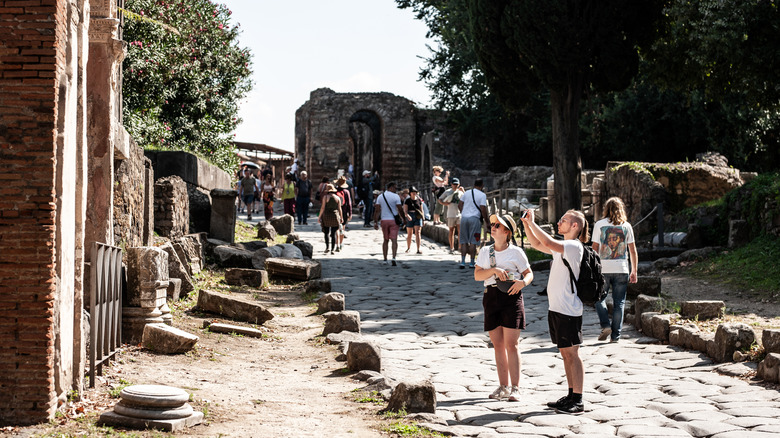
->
[[507, 386, 521, 402], [488, 385, 510, 400]]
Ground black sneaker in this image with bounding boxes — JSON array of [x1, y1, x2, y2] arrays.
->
[[546, 395, 570, 409], [555, 399, 583, 414], [391, 259, 397, 266]]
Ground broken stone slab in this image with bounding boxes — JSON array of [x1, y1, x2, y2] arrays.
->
[[159, 242, 195, 295], [325, 331, 363, 345], [166, 278, 182, 301], [680, 300, 725, 320], [652, 257, 679, 272], [265, 257, 321, 281], [353, 370, 382, 381], [711, 323, 756, 363], [203, 322, 266, 338], [286, 233, 300, 243], [757, 353, 780, 383], [212, 245, 254, 269], [224, 268, 268, 288], [142, 323, 198, 354], [277, 243, 303, 259], [678, 247, 720, 262], [269, 214, 294, 235], [763, 329, 780, 354], [323, 310, 360, 335], [172, 238, 202, 276], [633, 294, 664, 333], [256, 222, 277, 240], [650, 314, 678, 342], [627, 275, 661, 298], [306, 279, 332, 294], [233, 240, 268, 252], [384, 380, 437, 414], [317, 292, 345, 314], [196, 289, 274, 325], [640, 312, 661, 336], [293, 240, 313, 258], [347, 340, 381, 372], [203, 238, 229, 260], [98, 410, 204, 432], [126, 246, 170, 308]]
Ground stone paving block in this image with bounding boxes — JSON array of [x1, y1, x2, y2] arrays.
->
[[674, 410, 734, 422], [616, 424, 693, 437], [678, 420, 745, 438], [709, 431, 779, 438], [723, 416, 780, 428], [646, 402, 717, 417], [719, 407, 780, 418], [518, 412, 597, 427]]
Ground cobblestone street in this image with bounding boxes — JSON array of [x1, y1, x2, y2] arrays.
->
[[297, 218, 780, 437]]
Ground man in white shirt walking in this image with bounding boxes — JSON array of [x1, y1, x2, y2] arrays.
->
[[457, 178, 490, 269], [373, 182, 405, 266]]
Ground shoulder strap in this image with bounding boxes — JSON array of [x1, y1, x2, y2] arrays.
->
[[471, 189, 483, 221], [489, 244, 496, 268], [382, 193, 393, 211], [561, 242, 582, 295]]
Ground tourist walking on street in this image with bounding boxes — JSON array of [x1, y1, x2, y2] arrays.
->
[[318, 184, 342, 255], [403, 187, 424, 254], [431, 166, 449, 225], [458, 179, 489, 269], [239, 169, 257, 221], [592, 197, 638, 342], [439, 178, 464, 253], [294, 171, 312, 225], [357, 170, 377, 228], [316, 176, 329, 205], [474, 214, 533, 402], [261, 173, 276, 220], [520, 209, 588, 414], [335, 176, 352, 251], [374, 182, 404, 266], [282, 173, 296, 216]]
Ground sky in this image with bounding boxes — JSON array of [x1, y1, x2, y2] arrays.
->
[[221, 0, 436, 153]]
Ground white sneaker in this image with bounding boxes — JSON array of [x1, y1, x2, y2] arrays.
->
[[488, 385, 510, 400], [508, 386, 521, 402], [598, 327, 612, 341]]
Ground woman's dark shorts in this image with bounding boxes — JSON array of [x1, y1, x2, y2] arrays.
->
[[483, 286, 525, 331], [548, 310, 583, 348]]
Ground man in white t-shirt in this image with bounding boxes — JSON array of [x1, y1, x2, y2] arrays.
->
[[373, 182, 404, 266], [521, 208, 588, 414], [438, 178, 465, 253], [458, 179, 489, 269], [591, 197, 638, 342]]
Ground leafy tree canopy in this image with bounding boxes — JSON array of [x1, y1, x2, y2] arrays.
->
[[122, 0, 253, 171]]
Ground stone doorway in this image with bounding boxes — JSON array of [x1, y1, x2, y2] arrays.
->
[[349, 110, 382, 187]]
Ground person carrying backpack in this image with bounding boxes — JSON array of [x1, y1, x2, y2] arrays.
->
[[520, 208, 589, 414], [591, 197, 637, 342]]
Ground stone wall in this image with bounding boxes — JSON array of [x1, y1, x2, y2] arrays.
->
[[154, 176, 190, 239], [0, 0, 90, 425], [114, 143, 154, 248], [295, 88, 419, 188], [604, 158, 745, 234]]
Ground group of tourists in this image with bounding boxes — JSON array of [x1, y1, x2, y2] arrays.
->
[[469, 194, 636, 414], [235, 159, 314, 224]]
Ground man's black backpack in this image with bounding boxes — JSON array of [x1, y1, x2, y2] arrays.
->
[[562, 243, 606, 305]]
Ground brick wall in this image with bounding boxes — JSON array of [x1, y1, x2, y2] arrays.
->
[[0, 0, 65, 425]]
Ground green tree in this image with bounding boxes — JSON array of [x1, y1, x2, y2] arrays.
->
[[466, 1, 665, 213], [122, 0, 252, 171]]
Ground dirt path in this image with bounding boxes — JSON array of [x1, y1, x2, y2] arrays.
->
[[6, 287, 386, 438]]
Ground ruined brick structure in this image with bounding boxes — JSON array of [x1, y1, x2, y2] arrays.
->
[[0, 0, 149, 425], [295, 88, 493, 190]]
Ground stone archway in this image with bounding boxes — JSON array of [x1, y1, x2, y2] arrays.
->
[[349, 110, 382, 187]]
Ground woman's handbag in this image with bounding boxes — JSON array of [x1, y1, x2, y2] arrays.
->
[[489, 245, 516, 293]]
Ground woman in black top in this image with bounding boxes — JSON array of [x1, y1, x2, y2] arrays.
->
[[403, 187, 424, 254]]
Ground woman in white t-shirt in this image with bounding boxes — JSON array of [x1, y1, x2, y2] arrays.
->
[[473, 214, 533, 402], [591, 197, 638, 342]]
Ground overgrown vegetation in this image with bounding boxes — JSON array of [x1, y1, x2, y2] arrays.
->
[[382, 421, 446, 437], [686, 236, 780, 300]]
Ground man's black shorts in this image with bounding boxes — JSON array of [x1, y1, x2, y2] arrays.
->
[[483, 286, 525, 332], [548, 310, 583, 348]]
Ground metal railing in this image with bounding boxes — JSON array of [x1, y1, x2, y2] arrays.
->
[[89, 242, 123, 388]]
